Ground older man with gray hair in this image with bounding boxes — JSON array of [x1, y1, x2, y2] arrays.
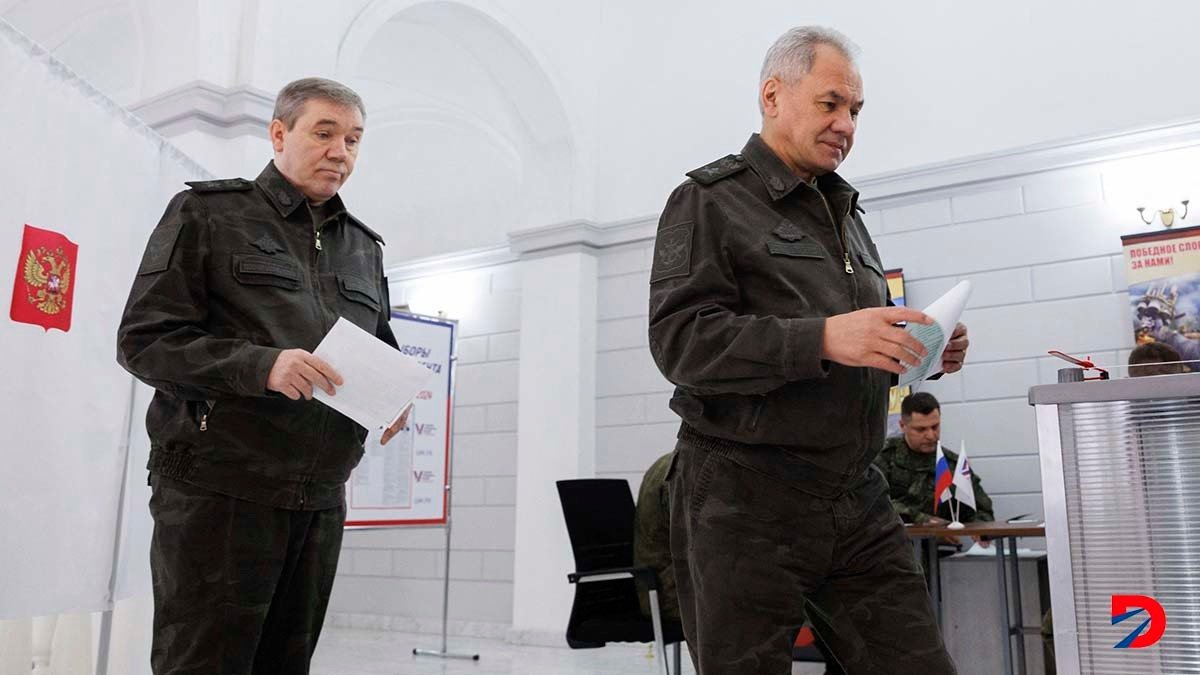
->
[[648, 26, 965, 673], [118, 77, 407, 673]]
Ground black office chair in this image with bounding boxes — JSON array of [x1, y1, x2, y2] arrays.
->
[[556, 479, 685, 675]]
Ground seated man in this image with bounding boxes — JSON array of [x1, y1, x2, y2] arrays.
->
[[1129, 341, 1188, 377], [633, 451, 681, 622], [875, 392, 994, 525]]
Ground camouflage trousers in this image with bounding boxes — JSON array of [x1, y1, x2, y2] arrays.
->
[[668, 439, 956, 675], [148, 475, 346, 675]]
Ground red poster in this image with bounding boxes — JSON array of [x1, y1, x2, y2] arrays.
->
[[10, 224, 79, 332]]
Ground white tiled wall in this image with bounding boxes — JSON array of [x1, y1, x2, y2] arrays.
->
[[595, 160, 1153, 524], [328, 264, 520, 633]]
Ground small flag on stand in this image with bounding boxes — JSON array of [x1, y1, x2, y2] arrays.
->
[[933, 441, 953, 513], [10, 224, 78, 332], [953, 440, 977, 513]]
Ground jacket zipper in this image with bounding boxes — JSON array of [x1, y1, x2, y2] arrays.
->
[[820, 196, 854, 275], [198, 400, 215, 431]]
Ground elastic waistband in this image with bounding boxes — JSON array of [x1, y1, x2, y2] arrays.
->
[[676, 424, 869, 499]]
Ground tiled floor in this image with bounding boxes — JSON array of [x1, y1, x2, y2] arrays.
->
[[311, 628, 829, 675]]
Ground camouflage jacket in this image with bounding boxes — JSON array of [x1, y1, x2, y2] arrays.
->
[[648, 133, 894, 495], [632, 452, 680, 620], [874, 435, 994, 524], [117, 161, 397, 510]]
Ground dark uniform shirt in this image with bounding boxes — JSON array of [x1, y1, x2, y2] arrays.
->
[[874, 435, 995, 524], [117, 161, 397, 510], [648, 134, 893, 496]]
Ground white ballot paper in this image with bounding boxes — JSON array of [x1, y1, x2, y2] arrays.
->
[[897, 280, 972, 387], [312, 317, 436, 430]]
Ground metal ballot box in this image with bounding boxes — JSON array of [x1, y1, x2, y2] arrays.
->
[[1030, 372, 1200, 674]]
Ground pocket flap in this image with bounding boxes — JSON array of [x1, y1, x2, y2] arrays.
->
[[337, 273, 381, 311], [232, 254, 302, 289], [767, 240, 826, 258], [857, 251, 885, 275]]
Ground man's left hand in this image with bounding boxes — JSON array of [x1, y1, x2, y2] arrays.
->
[[380, 404, 413, 445], [941, 322, 969, 374]]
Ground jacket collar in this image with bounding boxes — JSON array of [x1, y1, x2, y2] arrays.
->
[[740, 134, 860, 212], [254, 161, 347, 221]]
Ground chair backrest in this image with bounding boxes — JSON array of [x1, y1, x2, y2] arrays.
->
[[556, 479, 637, 572]]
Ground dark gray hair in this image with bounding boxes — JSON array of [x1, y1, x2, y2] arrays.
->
[[758, 26, 859, 112], [272, 77, 366, 130]]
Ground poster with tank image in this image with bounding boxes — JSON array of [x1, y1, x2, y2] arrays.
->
[[1122, 225, 1200, 371]]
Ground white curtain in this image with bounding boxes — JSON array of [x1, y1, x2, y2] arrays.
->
[[0, 17, 208, 629]]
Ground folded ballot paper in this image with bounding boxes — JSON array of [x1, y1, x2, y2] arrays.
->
[[312, 317, 436, 431], [897, 280, 972, 387]]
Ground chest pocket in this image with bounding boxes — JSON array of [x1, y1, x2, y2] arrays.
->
[[337, 273, 382, 312], [766, 237, 827, 259], [857, 251, 888, 306], [232, 254, 303, 290]]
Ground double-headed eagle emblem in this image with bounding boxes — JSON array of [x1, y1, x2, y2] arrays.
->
[[23, 245, 72, 315]]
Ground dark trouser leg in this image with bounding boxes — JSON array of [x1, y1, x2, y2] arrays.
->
[[148, 475, 345, 675], [814, 470, 956, 675], [804, 600, 847, 675], [252, 501, 346, 675], [669, 442, 830, 675]]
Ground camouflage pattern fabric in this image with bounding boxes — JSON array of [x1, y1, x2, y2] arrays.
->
[[117, 161, 398, 510], [669, 439, 955, 674], [633, 451, 680, 620], [874, 436, 994, 525], [148, 475, 346, 674]]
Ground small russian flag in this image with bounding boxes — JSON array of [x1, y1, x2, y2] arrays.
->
[[934, 441, 953, 512]]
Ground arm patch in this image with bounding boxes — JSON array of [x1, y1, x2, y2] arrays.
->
[[650, 222, 695, 283], [137, 221, 183, 275]]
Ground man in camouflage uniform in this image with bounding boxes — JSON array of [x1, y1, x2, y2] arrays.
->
[[648, 27, 969, 674], [876, 392, 994, 526], [633, 451, 681, 622], [117, 78, 407, 674]]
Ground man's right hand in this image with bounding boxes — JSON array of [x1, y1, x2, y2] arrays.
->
[[266, 349, 343, 400], [820, 307, 933, 375]]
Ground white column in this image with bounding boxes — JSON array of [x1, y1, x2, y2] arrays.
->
[[0, 618, 32, 674], [510, 248, 597, 641]]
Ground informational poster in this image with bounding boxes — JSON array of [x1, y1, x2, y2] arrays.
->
[[885, 269, 910, 436], [1121, 225, 1200, 370], [345, 311, 456, 527]]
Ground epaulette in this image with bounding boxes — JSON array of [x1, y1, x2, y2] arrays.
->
[[347, 214, 385, 245], [185, 178, 254, 193], [685, 154, 747, 186]]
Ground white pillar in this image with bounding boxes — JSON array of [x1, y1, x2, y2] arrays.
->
[[510, 248, 597, 641], [31, 614, 56, 674], [0, 618, 32, 674]]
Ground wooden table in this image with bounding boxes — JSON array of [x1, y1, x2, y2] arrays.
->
[[906, 521, 1046, 675]]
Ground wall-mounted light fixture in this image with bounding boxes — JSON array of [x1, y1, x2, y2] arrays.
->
[[1137, 199, 1189, 228]]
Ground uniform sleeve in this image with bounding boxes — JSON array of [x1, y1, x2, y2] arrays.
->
[[116, 192, 281, 400], [375, 273, 399, 350], [647, 182, 829, 396]]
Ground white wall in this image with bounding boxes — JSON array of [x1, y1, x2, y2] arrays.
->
[[589, 0, 1200, 221], [8, 1, 1200, 257]]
